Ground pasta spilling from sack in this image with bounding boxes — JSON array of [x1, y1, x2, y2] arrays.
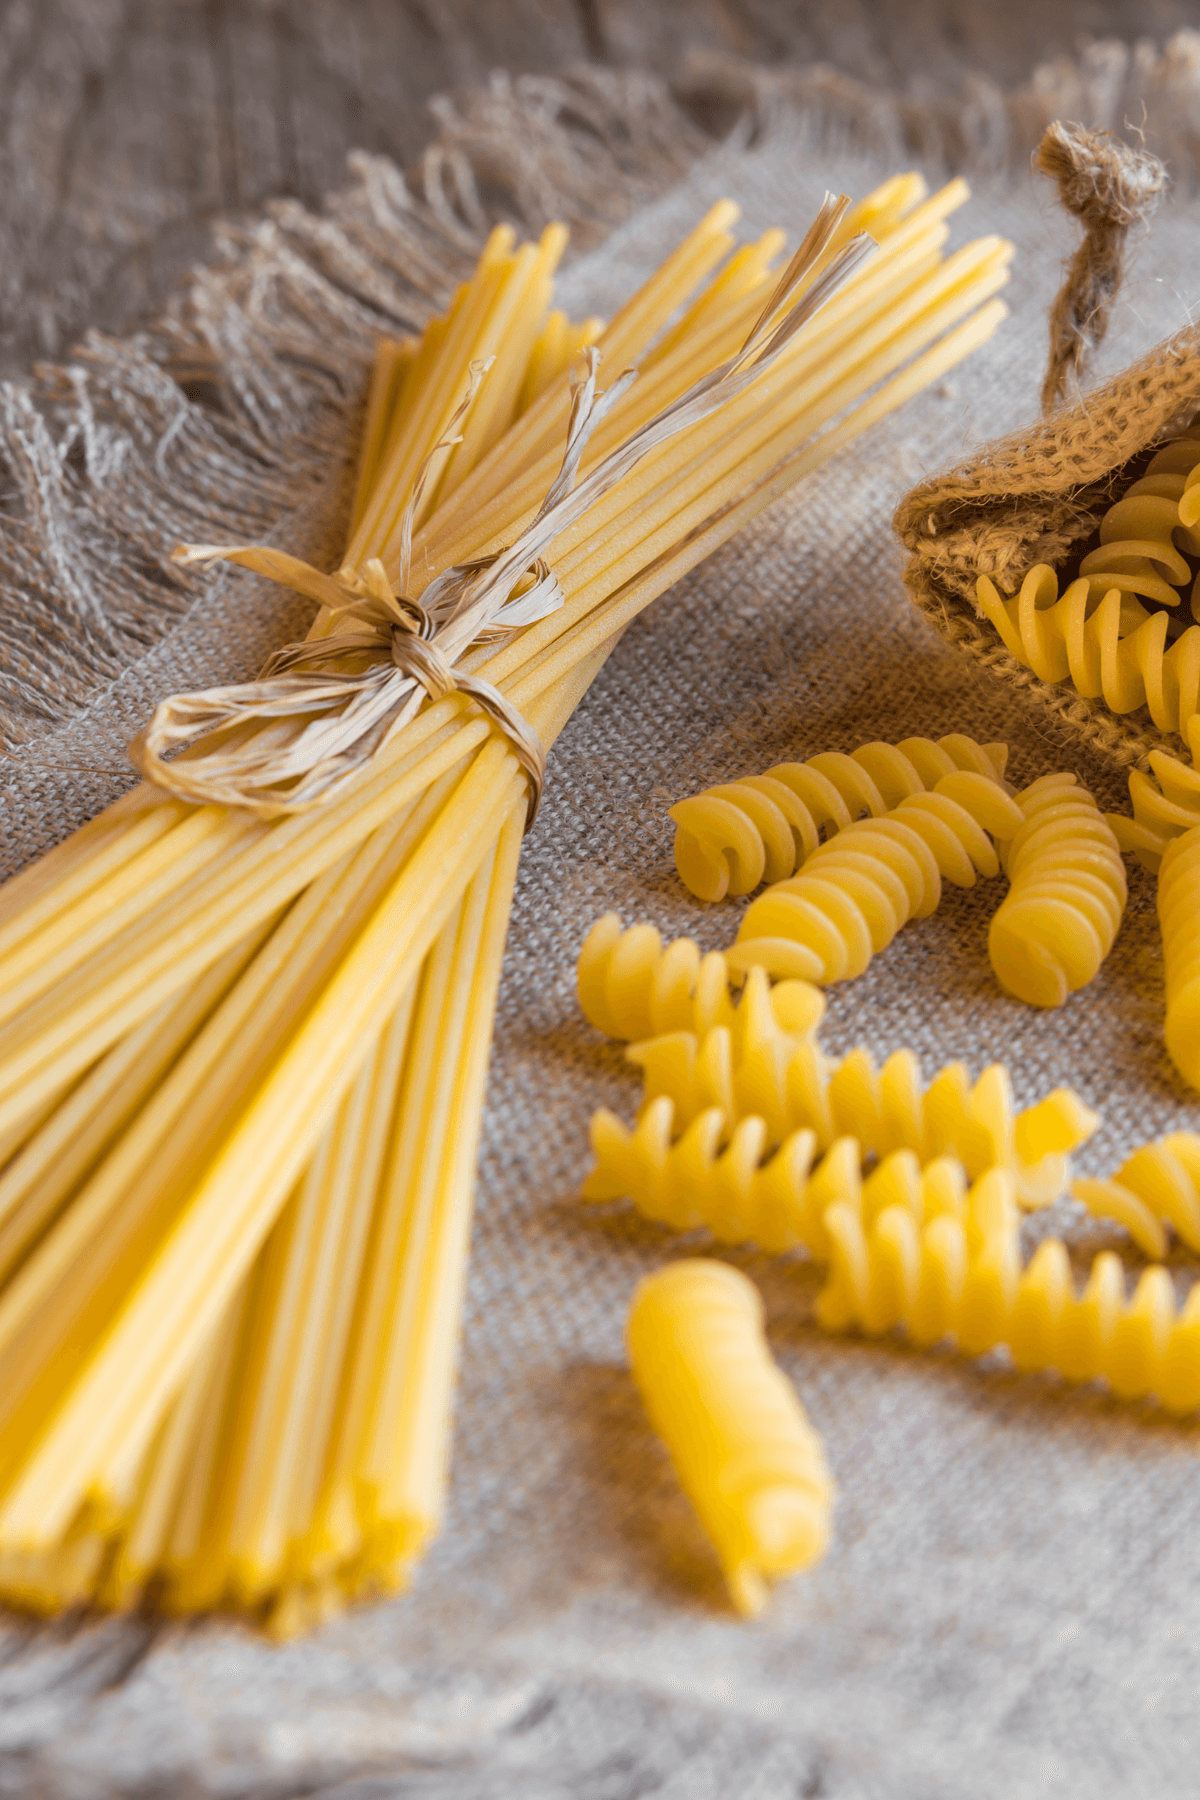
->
[[670, 732, 1010, 900], [973, 434, 1200, 739], [0, 172, 1013, 1624], [627, 1259, 834, 1617], [988, 772, 1126, 1009]]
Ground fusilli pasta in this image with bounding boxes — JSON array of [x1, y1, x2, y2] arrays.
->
[[988, 772, 1126, 1007], [670, 733, 1009, 901], [627, 1258, 834, 1616], [973, 436, 1200, 737], [1158, 824, 1200, 1090], [1071, 1132, 1200, 1260], [1106, 716, 1200, 872], [626, 1023, 1098, 1206], [728, 772, 1024, 984], [577, 915, 825, 1041]]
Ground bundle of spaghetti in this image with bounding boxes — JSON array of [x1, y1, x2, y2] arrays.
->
[[669, 732, 1011, 901], [627, 1259, 834, 1617], [988, 772, 1126, 1008], [726, 764, 1025, 985], [0, 176, 1013, 1150], [1157, 823, 1200, 1092], [973, 435, 1200, 739], [621, 982, 1098, 1205], [0, 173, 1012, 1614]]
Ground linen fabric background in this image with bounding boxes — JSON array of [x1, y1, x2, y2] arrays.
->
[[3, 48, 1200, 1800]]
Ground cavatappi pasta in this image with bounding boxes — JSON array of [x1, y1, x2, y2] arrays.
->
[[974, 434, 1200, 738], [988, 772, 1126, 1008], [627, 1258, 834, 1616], [670, 732, 1010, 900]]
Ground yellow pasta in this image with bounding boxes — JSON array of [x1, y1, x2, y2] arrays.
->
[[577, 913, 827, 1040], [973, 436, 1200, 736], [820, 1184, 1200, 1415], [627, 1258, 834, 1617], [729, 769, 1024, 984], [670, 733, 1010, 900], [626, 1019, 1098, 1206], [1106, 715, 1200, 871], [1072, 1132, 1200, 1261], [1158, 823, 1200, 1090], [988, 772, 1126, 1008]]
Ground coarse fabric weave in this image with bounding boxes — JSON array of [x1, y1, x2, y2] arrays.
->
[[3, 47, 1200, 1800]]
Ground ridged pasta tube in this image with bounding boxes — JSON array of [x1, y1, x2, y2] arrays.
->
[[973, 438, 1200, 737], [627, 1259, 834, 1617], [669, 733, 1009, 901], [1158, 825, 1200, 1090], [1072, 1132, 1200, 1260], [819, 1186, 1200, 1415], [729, 769, 1025, 984], [988, 772, 1126, 1008], [626, 1021, 1098, 1207], [577, 913, 826, 1040], [1106, 714, 1200, 872]]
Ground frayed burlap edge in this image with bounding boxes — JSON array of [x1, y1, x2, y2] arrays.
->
[[894, 319, 1200, 770], [12, 33, 1200, 755]]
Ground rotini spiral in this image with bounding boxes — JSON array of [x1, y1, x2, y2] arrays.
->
[[669, 733, 1010, 901], [626, 1021, 1098, 1207], [577, 914, 825, 1041], [627, 1259, 834, 1617], [1106, 714, 1200, 872], [728, 770, 1025, 985], [988, 772, 1126, 1008], [1158, 825, 1200, 1090], [973, 437, 1200, 737], [1072, 1132, 1200, 1260], [819, 1181, 1200, 1414]]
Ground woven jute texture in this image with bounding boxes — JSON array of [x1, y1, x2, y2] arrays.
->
[[6, 42, 1200, 1800]]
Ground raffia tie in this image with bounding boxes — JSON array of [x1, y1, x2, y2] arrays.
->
[[131, 193, 877, 819]]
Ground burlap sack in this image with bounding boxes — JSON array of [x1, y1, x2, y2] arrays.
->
[[896, 317, 1200, 768]]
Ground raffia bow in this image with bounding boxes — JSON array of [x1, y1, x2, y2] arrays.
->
[[131, 195, 876, 820]]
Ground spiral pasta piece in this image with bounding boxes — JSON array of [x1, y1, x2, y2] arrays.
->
[[819, 1188, 1200, 1415], [728, 769, 1025, 984], [669, 734, 1010, 901], [1158, 825, 1200, 1090], [627, 1015, 1098, 1206], [972, 437, 1200, 735], [627, 1260, 833, 1617], [1072, 1132, 1200, 1260], [988, 772, 1126, 1008], [577, 914, 825, 1041], [1106, 714, 1200, 872]]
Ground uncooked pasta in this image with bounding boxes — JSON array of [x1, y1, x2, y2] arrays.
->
[[624, 1008, 1098, 1206], [974, 434, 1200, 738], [1106, 716, 1200, 871], [577, 913, 827, 1040], [1072, 1131, 1200, 1261], [1158, 823, 1200, 1091], [671, 732, 1010, 900], [626, 1258, 834, 1616], [988, 772, 1126, 1008]]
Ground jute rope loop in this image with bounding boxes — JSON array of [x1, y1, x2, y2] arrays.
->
[[130, 195, 877, 820]]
